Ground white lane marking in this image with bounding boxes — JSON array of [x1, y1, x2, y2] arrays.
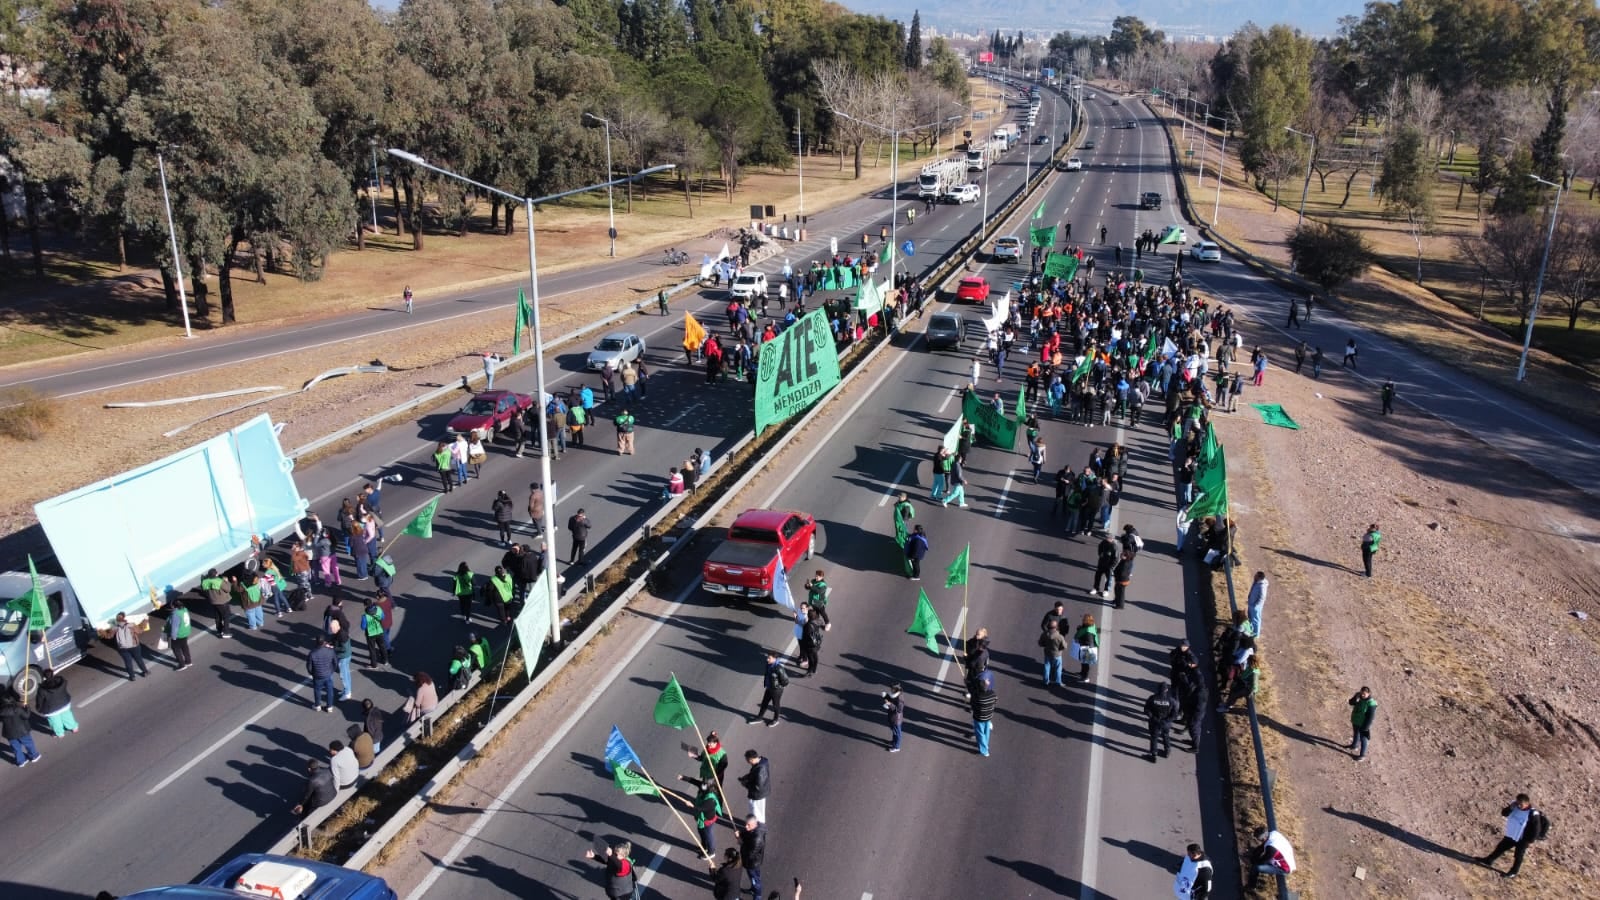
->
[[406, 574, 704, 900], [932, 606, 968, 695], [993, 474, 1014, 517], [662, 401, 706, 429], [635, 842, 671, 891], [863, 894, 874, 900], [147, 681, 310, 794], [875, 459, 914, 508], [936, 384, 960, 414], [76, 678, 128, 709], [1077, 419, 1126, 900]]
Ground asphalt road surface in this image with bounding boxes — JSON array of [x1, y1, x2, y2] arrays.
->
[[368, 84, 1235, 900], [0, 82, 1085, 897]]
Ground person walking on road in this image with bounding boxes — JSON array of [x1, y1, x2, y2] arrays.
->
[[750, 653, 789, 727], [1360, 523, 1382, 578], [1173, 843, 1214, 899], [1072, 614, 1100, 682], [904, 525, 929, 580], [491, 490, 515, 546], [1348, 685, 1377, 761], [615, 409, 636, 455], [453, 562, 477, 619], [797, 608, 824, 676], [1342, 338, 1358, 369], [941, 457, 970, 508], [1176, 657, 1208, 752], [201, 568, 232, 638], [1381, 379, 1396, 415], [165, 599, 194, 670], [567, 509, 591, 565], [738, 749, 771, 823], [1477, 793, 1547, 879], [403, 284, 413, 314], [584, 839, 640, 900], [1294, 342, 1307, 374], [433, 441, 454, 493], [1286, 295, 1300, 328], [112, 612, 150, 680], [1039, 620, 1068, 687], [1091, 534, 1117, 597], [739, 816, 768, 898], [1112, 550, 1134, 610], [1310, 346, 1324, 379], [969, 673, 997, 757], [1145, 682, 1176, 760], [482, 352, 498, 390], [883, 683, 905, 752], [36, 669, 79, 737], [527, 482, 546, 537], [307, 637, 337, 712], [487, 566, 514, 624]]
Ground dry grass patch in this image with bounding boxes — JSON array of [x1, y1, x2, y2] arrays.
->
[[0, 388, 57, 441]]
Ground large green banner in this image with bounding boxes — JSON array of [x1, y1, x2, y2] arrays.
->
[[1044, 252, 1079, 281], [755, 308, 842, 433], [961, 389, 1018, 451]]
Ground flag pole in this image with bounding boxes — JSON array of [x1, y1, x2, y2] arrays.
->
[[671, 670, 730, 810], [635, 762, 711, 862]]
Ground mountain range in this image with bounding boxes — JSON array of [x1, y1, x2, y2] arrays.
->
[[841, 0, 1363, 40]]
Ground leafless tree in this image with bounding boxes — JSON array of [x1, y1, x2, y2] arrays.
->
[[814, 58, 875, 178], [1456, 212, 1551, 325]]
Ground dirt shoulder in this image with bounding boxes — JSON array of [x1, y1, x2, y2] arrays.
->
[[1215, 312, 1600, 898]]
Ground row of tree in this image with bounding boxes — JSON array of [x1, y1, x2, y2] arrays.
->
[[0, 0, 971, 324]]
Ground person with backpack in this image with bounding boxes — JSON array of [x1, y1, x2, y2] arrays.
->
[[797, 607, 825, 677], [1029, 439, 1047, 483], [749, 652, 789, 727], [1478, 793, 1548, 879], [165, 599, 194, 670], [448, 645, 473, 692], [1348, 686, 1378, 761]]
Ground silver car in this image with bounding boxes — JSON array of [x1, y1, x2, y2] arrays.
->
[[586, 332, 645, 371]]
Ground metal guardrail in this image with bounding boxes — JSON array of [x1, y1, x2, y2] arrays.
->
[[1147, 92, 1295, 900]]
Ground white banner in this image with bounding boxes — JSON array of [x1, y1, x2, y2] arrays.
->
[[513, 570, 551, 677]]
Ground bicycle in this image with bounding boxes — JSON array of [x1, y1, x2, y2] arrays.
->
[[663, 248, 689, 266]]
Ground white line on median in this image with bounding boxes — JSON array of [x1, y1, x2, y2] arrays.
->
[[147, 682, 310, 794], [635, 841, 671, 892], [875, 460, 914, 508], [992, 474, 1014, 517], [932, 606, 968, 695]]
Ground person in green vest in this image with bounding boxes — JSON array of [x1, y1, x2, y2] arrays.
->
[[452, 562, 476, 619], [568, 403, 587, 447], [487, 565, 514, 625], [1360, 523, 1382, 578], [692, 778, 723, 855], [468, 632, 491, 671], [360, 600, 388, 668], [448, 645, 473, 691], [165, 599, 194, 670], [679, 729, 730, 829], [201, 569, 231, 638], [615, 409, 637, 455], [1348, 685, 1378, 761], [433, 440, 454, 494], [233, 573, 265, 631], [804, 570, 832, 630], [893, 493, 915, 575]]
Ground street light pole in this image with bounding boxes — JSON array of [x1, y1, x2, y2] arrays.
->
[[1519, 173, 1564, 381], [367, 138, 380, 232], [795, 118, 804, 220], [1285, 126, 1315, 227], [1214, 121, 1229, 225], [156, 151, 193, 339], [584, 113, 616, 257], [387, 148, 673, 642]]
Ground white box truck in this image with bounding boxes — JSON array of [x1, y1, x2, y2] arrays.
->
[[917, 159, 966, 199], [0, 414, 306, 699]]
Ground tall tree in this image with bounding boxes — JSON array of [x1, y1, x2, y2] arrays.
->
[[1376, 125, 1436, 282], [1235, 25, 1315, 191], [904, 10, 921, 70]]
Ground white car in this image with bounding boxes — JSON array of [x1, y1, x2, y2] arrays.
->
[[948, 183, 981, 204], [729, 272, 768, 300], [587, 332, 646, 370], [1161, 225, 1188, 245], [991, 236, 1023, 262], [1064, 157, 1083, 171], [1190, 240, 1222, 262]]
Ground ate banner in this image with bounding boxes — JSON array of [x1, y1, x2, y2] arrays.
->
[[961, 388, 1018, 451], [755, 308, 842, 433], [1044, 252, 1078, 281]]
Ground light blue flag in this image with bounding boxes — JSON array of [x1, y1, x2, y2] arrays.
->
[[901, 240, 915, 257], [771, 560, 797, 613], [604, 725, 642, 772]]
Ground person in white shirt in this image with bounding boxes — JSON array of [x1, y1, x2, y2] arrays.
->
[[1478, 793, 1545, 878], [1247, 571, 1269, 637], [328, 740, 359, 790], [1172, 842, 1213, 899], [1246, 827, 1296, 889]]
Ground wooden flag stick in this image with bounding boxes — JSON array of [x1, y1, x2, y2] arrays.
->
[[637, 763, 711, 862]]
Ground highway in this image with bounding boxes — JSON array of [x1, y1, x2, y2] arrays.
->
[[0, 80, 1084, 897], [362, 85, 1237, 899]]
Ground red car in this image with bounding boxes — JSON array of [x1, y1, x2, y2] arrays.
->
[[446, 390, 533, 436], [703, 509, 817, 599], [955, 276, 990, 303]]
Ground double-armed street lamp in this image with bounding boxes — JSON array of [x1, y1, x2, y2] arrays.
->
[[582, 113, 617, 257], [1520, 173, 1565, 382], [1284, 126, 1316, 227]]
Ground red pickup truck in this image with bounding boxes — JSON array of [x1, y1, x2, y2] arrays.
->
[[702, 509, 817, 598]]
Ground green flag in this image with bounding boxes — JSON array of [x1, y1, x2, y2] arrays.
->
[[880, 243, 892, 264], [1029, 225, 1056, 248], [1032, 199, 1045, 220], [1043, 252, 1078, 281], [945, 543, 970, 588], [1070, 351, 1094, 385], [654, 674, 697, 730], [1189, 445, 1229, 519], [1250, 403, 1301, 429], [401, 497, 440, 539], [1159, 227, 1183, 245], [1014, 387, 1026, 420], [513, 289, 533, 356], [7, 555, 52, 630], [906, 588, 943, 654], [613, 764, 661, 798]]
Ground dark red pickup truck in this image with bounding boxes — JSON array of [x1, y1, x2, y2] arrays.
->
[[702, 509, 817, 598]]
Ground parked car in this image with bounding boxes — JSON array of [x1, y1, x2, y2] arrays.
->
[[955, 276, 991, 303], [1064, 157, 1083, 171], [991, 236, 1023, 263], [926, 312, 964, 350], [729, 272, 768, 300], [1032, 134, 1050, 145], [1161, 225, 1189, 245], [702, 509, 817, 598], [948, 183, 981, 204], [1190, 240, 1222, 262], [1140, 192, 1163, 210], [586, 332, 646, 371], [446, 390, 533, 436]]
